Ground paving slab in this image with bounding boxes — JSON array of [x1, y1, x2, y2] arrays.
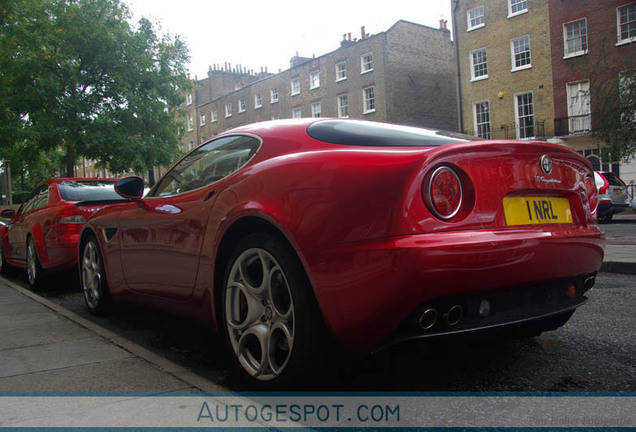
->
[[0, 278, 224, 393], [0, 318, 94, 350], [0, 337, 133, 379], [0, 358, 196, 392]]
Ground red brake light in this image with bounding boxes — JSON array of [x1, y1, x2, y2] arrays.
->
[[56, 208, 87, 231], [597, 173, 609, 195], [585, 176, 598, 213], [425, 166, 463, 220]]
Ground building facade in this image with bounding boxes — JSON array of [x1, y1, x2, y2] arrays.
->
[[548, 0, 636, 182], [182, 20, 458, 147], [454, 0, 636, 190], [454, 0, 556, 140]]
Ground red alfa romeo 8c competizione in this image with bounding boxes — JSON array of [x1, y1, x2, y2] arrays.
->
[[79, 119, 605, 386]]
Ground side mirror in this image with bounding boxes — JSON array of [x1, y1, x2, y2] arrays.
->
[[116, 176, 145, 200], [1, 209, 16, 219]]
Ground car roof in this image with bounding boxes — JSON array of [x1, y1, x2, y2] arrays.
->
[[219, 118, 475, 148]]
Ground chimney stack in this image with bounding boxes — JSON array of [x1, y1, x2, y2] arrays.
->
[[361, 26, 366, 40]]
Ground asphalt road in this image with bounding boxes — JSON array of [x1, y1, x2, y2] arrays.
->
[[4, 267, 635, 392]]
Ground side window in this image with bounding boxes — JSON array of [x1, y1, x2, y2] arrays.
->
[[21, 185, 49, 214], [152, 135, 261, 197]]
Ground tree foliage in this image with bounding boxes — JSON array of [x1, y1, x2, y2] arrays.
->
[[0, 0, 192, 179]]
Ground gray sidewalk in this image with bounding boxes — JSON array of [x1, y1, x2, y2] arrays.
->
[[600, 211, 636, 275], [0, 278, 225, 392]]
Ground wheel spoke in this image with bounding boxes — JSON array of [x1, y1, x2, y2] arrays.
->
[[236, 323, 270, 377], [225, 281, 265, 331]]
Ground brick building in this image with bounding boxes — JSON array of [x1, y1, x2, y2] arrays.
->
[[453, 0, 636, 188], [181, 20, 458, 148], [453, 0, 556, 140], [548, 0, 636, 182]]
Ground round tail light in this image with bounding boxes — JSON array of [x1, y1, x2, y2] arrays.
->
[[585, 175, 599, 213], [425, 166, 463, 220]]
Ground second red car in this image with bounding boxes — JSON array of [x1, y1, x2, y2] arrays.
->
[[0, 178, 123, 288]]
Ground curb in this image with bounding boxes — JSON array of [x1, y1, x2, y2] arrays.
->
[[600, 261, 636, 275], [1, 277, 229, 392]]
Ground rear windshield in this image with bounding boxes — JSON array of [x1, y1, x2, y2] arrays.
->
[[600, 172, 626, 187], [57, 180, 119, 202], [306, 120, 477, 147]]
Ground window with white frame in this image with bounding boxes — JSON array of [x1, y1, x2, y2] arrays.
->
[[254, 93, 262, 108], [566, 81, 591, 133], [291, 79, 300, 96], [361, 53, 373, 74], [515, 92, 534, 139], [271, 88, 279, 103], [311, 102, 321, 117], [511, 35, 531, 71], [617, 3, 636, 44], [186, 93, 192, 105], [186, 116, 193, 131], [238, 98, 246, 113], [467, 6, 485, 30], [473, 101, 491, 139], [225, 103, 232, 118], [363, 86, 375, 113], [564, 19, 588, 57], [470, 48, 488, 80], [211, 110, 218, 122], [508, 0, 527, 17], [310, 71, 320, 89], [336, 61, 347, 81], [338, 94, 349, 118], [199, 114, 206, 126], [292, 107, 301, 118]]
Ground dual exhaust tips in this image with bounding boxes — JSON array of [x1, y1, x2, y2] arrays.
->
[[418, 305, 464, 330]]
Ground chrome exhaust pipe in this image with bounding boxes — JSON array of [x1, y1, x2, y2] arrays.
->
[[445, 305, 463, 326], [418, 308, 438, 330], [583, 276, 596, 292]]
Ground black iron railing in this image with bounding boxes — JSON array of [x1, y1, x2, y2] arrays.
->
[[467, 120, 545, 140], [554, 114, 593, 136]]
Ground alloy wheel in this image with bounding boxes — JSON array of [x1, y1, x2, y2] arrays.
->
[[26, 239, 39, 286], [225, 247, 295, 381], [81, 240, 103, 310]]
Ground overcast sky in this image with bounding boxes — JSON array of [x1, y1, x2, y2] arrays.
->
[[124, 0, 453, 78]]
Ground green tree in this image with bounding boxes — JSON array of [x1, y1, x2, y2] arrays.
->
[[0, 0, 192, 178]]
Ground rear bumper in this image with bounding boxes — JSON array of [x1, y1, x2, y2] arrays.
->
[[304, 227, 605, 352], [41, 232, 81, 272]]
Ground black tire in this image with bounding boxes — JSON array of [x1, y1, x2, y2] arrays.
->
[[26, 236, 45, 289], [79, 235, 111, 315], [0, 242, 8, 275], [220, 232, 328, 388]]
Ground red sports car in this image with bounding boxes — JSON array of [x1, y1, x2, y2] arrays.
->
[[79, 119, 605, 386], [0, 178, 122, 288]]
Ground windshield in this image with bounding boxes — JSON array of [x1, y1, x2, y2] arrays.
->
[[307, 120, 479, 147], [57, 180, 119, 202]]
